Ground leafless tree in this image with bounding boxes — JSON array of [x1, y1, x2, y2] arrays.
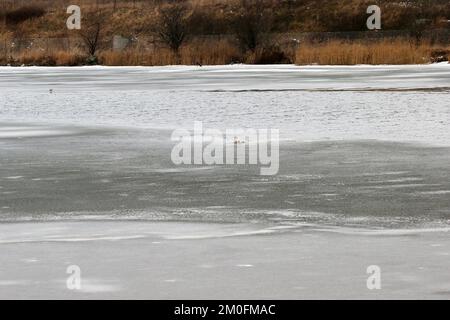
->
[[233, 0, 273, 52], [155, 3, 189, 53], [78, 12, 106, 59]]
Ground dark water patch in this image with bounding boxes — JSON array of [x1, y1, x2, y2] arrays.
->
[[1, 126, 449, 229], [204, 86, 450, 93]]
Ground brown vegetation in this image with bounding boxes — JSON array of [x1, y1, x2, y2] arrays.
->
[[294, 39, 445, 65], [0, 0, 449, 66], [98, 39, 241, 65], [1, 0, 449, 36], [78, 12, 108, 59], [154, 3, 189, 53], [1, 49, 85, 66]]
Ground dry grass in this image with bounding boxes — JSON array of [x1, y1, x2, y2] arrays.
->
[[294, 39, 444, 65], [99, 39, 241, 65], [3, 37, 448, 66], [52, 50, 86, 65], [5, 49, 85, 66]]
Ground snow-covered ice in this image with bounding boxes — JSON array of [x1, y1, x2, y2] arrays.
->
[[1, 64, 449, 145], [0, 64, 449, 299]]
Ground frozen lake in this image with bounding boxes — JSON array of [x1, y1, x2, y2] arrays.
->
[[1, 64, 450, 145], [1, 64, 449, 226], [0, 64, 449, 299]]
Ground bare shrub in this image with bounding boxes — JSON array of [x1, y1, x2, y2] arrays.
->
[[78, 12, 108, 61], [155, 3, 190, 53], [232, 0, 274, 52]]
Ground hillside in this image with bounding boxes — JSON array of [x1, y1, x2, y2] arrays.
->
[[0, 0, 449, 65], [1, 0, 450, 36]]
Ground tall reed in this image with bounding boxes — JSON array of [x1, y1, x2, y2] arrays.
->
[[294, 39, 439, 65]]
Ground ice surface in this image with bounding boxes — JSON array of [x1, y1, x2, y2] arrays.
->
[[1, 64, 449, 145], [1, 65, 449, 299]]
